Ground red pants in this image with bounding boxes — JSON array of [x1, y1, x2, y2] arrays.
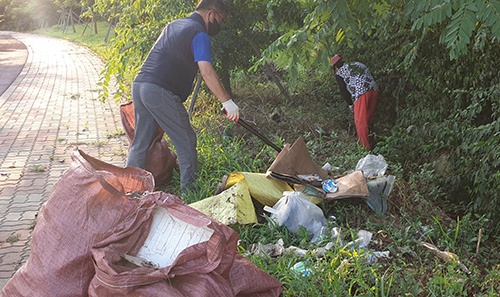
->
[[353, 90, 378, 150]]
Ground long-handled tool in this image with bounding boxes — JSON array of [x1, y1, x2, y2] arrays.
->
[[222, 108, 282, 152]]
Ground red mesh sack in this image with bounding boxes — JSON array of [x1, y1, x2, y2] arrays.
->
[[88, 191, 283, 297], [120, 101, 178, 187], [1, 149, 155, 297]]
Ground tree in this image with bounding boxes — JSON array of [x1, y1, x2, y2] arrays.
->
[[0, 0, 37, 30], [258, 0, 500, 89]]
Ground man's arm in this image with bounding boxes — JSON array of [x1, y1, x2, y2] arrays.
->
[[198, 61, 239, 120], [335, 75, 352, 106], [192, 32, 238, 120], [198, 61, 230, 102]]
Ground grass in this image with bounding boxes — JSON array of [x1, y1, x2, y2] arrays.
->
[[34, 21, 114, 57], [33, 24, 500, 296], [29, 164, 47, 172]]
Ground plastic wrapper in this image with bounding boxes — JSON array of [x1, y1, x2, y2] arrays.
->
[[264, 191, 327, 241], [355, 154, 388, 178]]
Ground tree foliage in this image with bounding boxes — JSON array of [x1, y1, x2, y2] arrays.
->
[[95, 0, 297, 98], [258, 0, 500, 88], [94, 0, 196, 98], [0, 0, 40, 30], [405, 0, 500, 59]]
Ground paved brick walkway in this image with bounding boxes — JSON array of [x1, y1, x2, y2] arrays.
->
[[0, 31, 128, 290]]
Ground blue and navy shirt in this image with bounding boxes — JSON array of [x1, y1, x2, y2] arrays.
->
[[134, 13, 212, 101]]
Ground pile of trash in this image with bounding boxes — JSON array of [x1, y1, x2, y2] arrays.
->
[[192, 136, 396, 228]]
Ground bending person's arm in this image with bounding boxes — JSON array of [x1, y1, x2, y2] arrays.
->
[[198, 61, 230, 103]]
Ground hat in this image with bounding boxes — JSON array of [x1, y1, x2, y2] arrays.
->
[[330, 54, 341, 65]]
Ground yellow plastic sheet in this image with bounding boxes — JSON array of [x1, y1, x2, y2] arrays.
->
[[189, 179, 258, 225], [225, 172, 293, 206]]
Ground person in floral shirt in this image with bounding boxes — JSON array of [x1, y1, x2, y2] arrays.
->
[[331, 54, 379, 150]]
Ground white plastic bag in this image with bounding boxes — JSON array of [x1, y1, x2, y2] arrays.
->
[[355, 154, 388, 178], [264, 191, 326, 240]]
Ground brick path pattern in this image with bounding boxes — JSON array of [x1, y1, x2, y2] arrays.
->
[[0, 31, 128, 290]]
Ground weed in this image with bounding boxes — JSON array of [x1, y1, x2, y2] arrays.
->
[[91, 140, 107, 147], [6, 234, 19, 243], [29, 165, 46, 172], [107, 129, 125, 138], [111, 148, 127, 156]]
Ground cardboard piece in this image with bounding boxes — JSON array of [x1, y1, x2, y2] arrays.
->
[[324, 171, 369, 200], [266, 136, 369, 200], [267, 136, 328, 180]]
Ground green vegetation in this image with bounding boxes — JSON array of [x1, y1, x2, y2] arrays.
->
[[5, 234, 19, 243], [29, 164, 47, 172], [22, 0, 500, 295], [33, 21, 114, 57]]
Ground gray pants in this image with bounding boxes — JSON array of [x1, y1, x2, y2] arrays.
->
[[126, 82, 197, 191]]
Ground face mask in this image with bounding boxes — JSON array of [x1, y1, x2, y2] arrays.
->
[[208, 19, 221, 36]]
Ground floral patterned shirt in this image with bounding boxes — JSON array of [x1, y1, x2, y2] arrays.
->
[[335, 62, 378, 105]]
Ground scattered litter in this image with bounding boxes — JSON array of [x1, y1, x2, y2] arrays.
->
[[247, 239, 286, 258], [321, 178, 338, 193], [189, 179, 258, 225], [291, 261, 312, 276], [345, 230, 373, 250], [321, 162, 332, 171], [285, 246, 308, 257], [331, 227, 341, 241], [419, 242, 471, 274], [220, 172, 294, 206], [336, 259, 350, 273], [365, 175, 395, 214], [264, 191, 327, 241], [356, 154, 388, 178], [297, 174, 323, 183], [366, 251, 391, 264]]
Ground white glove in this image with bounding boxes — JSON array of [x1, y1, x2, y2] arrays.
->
[[349, 105, 353, 113], [222, 99, 239, 121]]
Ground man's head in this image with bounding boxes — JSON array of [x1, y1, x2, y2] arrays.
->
[[196, 0, 229, 36]]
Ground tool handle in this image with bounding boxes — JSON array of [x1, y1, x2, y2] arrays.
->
[[221, 108, 282, 152]]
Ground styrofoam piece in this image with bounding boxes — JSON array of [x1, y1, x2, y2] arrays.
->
[[136, 207, 214, 268]]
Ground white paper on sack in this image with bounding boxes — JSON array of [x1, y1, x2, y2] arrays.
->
[[136, 207, 214, 268]]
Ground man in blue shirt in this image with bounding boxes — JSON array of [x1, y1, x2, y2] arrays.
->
[[127, 0, 239, 193]]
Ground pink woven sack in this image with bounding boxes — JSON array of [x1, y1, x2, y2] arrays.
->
[[1, 149, 155, 297], [88, 191, 283, 297], [120, 101, 178, 187]]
